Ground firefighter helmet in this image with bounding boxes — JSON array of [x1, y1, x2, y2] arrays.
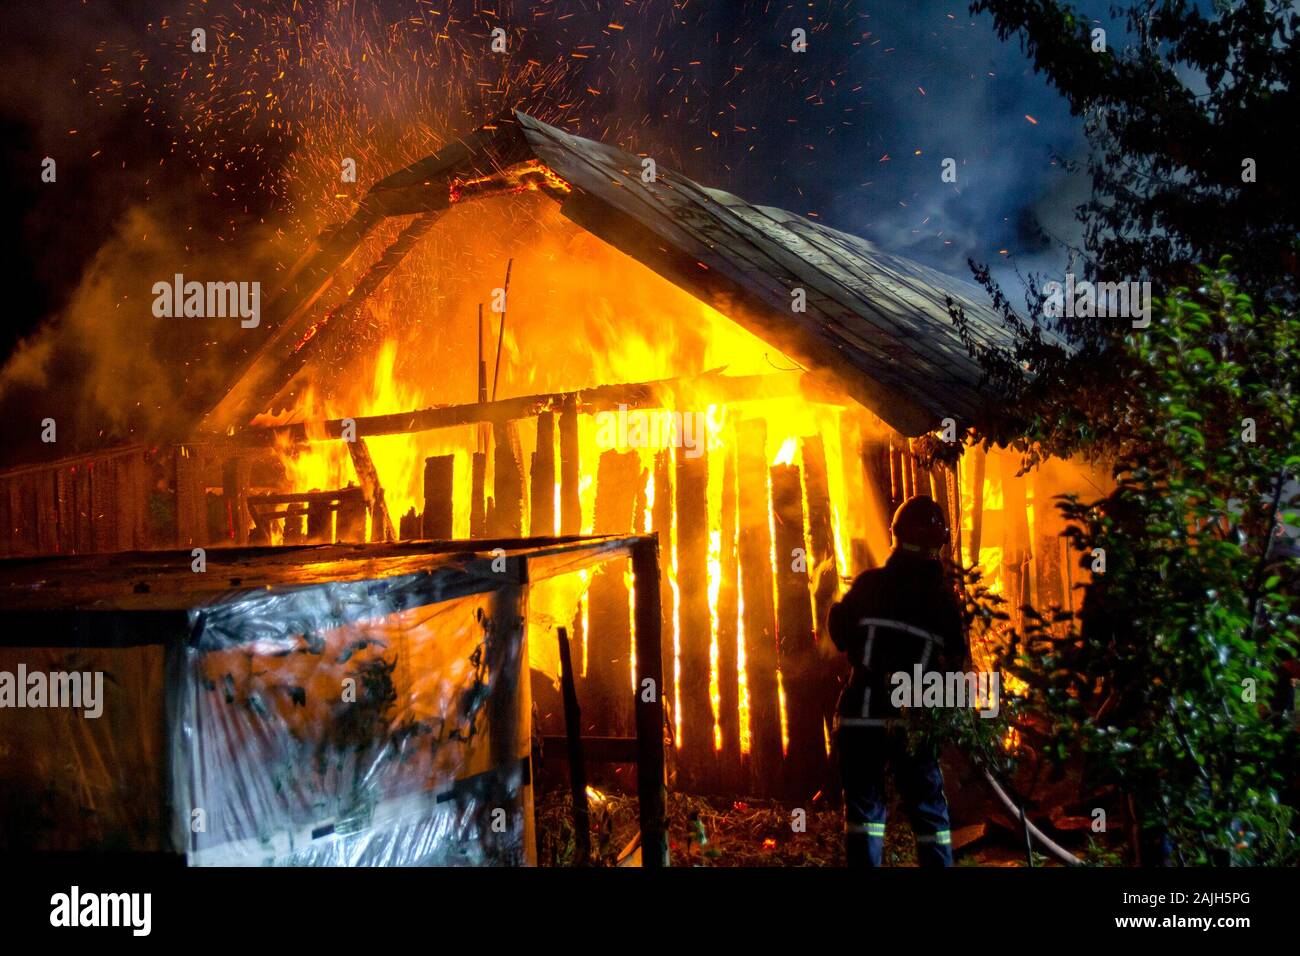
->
[[890, 496, 950, 553]]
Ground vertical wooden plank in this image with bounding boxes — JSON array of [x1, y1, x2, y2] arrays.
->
[[651, 450, 676, 718], [674, 446, 715, 790], [800, 436, 838, 628], [121, 452, 146, 551], [336, 487, 367, 542], [174, 445, 206, 550], [55, 466, 72, 553], [36, 468, 58, 554], [771, 462, 826, 798], [582, 450, 642, 737], [306, 496, 333, 543], [800, 435, 841, 787], [73, 464, 93, 552], [862, 432, 894, 553], [1033, 460, 1065, 615], [556, 626, 591, 865], [967, 444, 988, 568], [93, 457, 118, 552], [0, 476, 12, 555], [24, 476, 40, 555], [888, 436, 905, 511], [221, 456, 251, 546], [422, 454, 455, 539], [631, 538, 668, 868], [736, 418, 783, 792], [491, 421, 525, 538], [715, 442, 743, 786], [13, 475, 36, 555], [558, 398, 581, 536], [1000, 451, 1032, 631], [470, 449, 488, 538], [530, 412, 556, 537]]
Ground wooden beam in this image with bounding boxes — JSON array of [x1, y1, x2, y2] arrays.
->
[[224, 371, 807, 448]]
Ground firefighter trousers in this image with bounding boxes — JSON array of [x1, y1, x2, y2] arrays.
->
[[837, 725, 953, 867]]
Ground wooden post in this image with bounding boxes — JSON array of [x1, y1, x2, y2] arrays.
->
[[558, 398, 581, 536], [491, 421, 525, 537], [470, 449, 488, 538], [715, 443, 743, 786], [530, 412, 556, 537], [422, 454, 455, 539], [736, 419, 783, 792], [675, 447, 715, 790], [631, 537, 668, 868], [771, 462, 826, 798], [557, 626, 591, 866]]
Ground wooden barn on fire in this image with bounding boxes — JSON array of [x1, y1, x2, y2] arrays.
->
[[0, 111, 1095, 835]]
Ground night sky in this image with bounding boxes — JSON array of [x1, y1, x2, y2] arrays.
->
[[0, 0, 1105, 462]]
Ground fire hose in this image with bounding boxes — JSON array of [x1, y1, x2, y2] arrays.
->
[[980, 768, 1083, 867]]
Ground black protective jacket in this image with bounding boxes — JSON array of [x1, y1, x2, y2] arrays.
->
[[827, 551, 967, 721]]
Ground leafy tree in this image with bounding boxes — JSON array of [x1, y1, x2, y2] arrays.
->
[[960, 265, 1300, 864]]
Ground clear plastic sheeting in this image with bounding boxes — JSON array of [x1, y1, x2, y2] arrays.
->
[[0, 536, 648, 864], [173, 579, 532, 866]]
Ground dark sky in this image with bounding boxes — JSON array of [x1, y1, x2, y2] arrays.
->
[[0, 0, 1101, 460]]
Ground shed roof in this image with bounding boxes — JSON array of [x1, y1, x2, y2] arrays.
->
[[203, 111, 1013, 437]]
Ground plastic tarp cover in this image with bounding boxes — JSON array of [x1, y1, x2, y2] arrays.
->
[[173, 575, 534, 866]]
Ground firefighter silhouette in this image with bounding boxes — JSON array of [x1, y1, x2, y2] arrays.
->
[[828, 495, 968, 867]]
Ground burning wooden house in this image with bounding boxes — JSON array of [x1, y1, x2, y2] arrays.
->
[[0, 111, 1102, 828]]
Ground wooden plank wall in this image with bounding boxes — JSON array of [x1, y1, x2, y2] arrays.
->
[[0, 446, 152, 557]]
